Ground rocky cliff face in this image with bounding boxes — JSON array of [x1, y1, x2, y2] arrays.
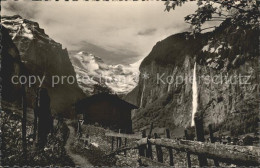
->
[[126, 20, 259, 134], [1, 15, 85, 117], [1, 25, 23, 103]]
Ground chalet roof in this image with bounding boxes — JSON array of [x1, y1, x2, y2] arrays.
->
[[76, 93, 138, 113]]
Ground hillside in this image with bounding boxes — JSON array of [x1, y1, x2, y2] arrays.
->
[[125, 19, 259, 135], [1, 15, 85, 117]]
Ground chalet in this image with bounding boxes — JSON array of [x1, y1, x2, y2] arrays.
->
[[75, 93, 138, 133]]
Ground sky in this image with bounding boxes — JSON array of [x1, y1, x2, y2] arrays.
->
[[2, 1, 199, 64]]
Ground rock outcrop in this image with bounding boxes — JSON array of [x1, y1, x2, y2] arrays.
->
[[126, 19, 259, 134], [1, 25, 23, 103], [1, 15, 85, 117]]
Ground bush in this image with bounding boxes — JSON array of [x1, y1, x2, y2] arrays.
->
[[1, 111, 74, 166]]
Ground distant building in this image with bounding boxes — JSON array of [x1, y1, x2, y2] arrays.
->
[[75, 93, 138, 133]]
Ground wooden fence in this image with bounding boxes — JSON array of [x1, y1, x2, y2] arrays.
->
[[106, 119, 260, 167]]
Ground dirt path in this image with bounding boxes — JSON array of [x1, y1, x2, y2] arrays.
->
[[65, 125, 93, 167]]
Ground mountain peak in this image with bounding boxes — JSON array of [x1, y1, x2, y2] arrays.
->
[[76, 51, 104, 64], [77, 51, 89, 55], [2, 15, 23, 20], [70, 51, 141, 94], [2, 15, 85, 117], [2, 15, 51, 42]]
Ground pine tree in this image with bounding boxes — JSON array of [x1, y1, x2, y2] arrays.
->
[[33, 88, 40, 141], [37, 88, 53, 148]]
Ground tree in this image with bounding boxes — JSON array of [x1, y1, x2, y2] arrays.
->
[[37, 88, 53, 148], [33, 88, 40, 141], [165, 0, 259, 35]]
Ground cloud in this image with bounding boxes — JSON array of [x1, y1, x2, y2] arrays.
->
[[2, 0, 39, 19], [2, 1, 199, 64], [137, 28, 157, 36]]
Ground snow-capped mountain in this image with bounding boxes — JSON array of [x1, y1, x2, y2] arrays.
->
[[1, 15, 85, 117], [69, 51, 142, 94]]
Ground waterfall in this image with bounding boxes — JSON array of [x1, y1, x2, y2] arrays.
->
[[140, 81, 146, 108], [191, 63, 198, 126], [168, 70, 175, 92]]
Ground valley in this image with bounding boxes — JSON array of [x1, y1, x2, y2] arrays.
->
[[1, 2, 259, 165]]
